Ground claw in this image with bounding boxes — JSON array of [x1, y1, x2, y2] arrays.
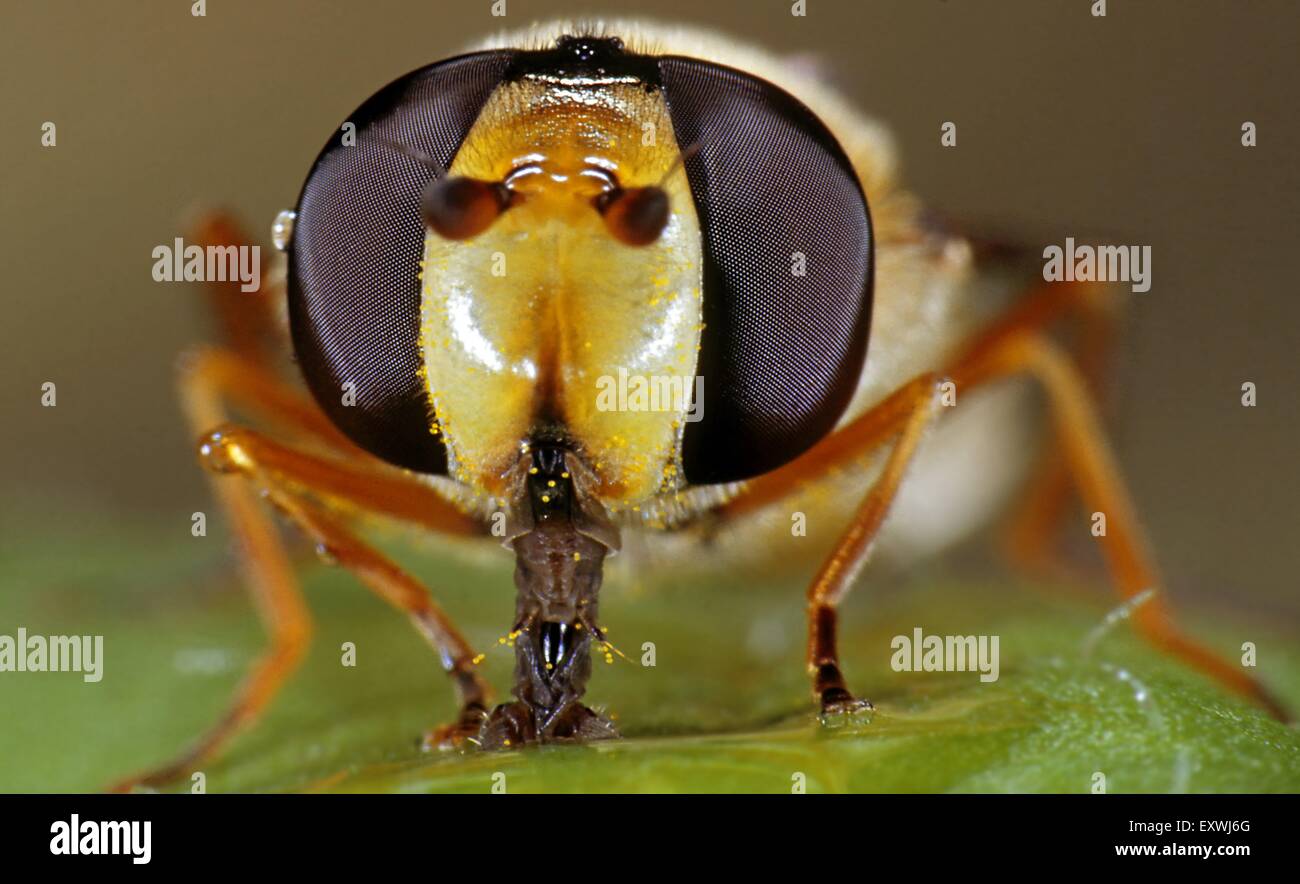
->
[[817, 694, 874, 728], [420, 705, 488, 752]]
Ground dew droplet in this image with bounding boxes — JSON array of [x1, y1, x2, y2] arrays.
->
[[271, 209, 296, 251], [197, 431, 240, 474], [314, 543, 337, 566]]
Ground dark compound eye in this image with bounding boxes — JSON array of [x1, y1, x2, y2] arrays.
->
[[658, 58, 874, 485], [287, 51, 515, 473]]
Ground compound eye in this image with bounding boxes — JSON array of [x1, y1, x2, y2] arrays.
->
[[658, 58, 874, 485], [422, 176, 514, 240], [286, 51, 514, 473]]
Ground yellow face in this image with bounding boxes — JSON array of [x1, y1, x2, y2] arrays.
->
[[419, 76, 703, 507]]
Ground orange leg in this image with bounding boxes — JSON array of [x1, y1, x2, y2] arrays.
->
[[955, 333, 1285, 720], [109, 350, 489, 791], [996, 282, 1120, 576], [188, 211, 285, 368], [806, 375, 944, 712], [178, 345, 352, 450], [722, 297, 1286, 719], [108, 447, 310, 791], [177, 348, 481, 536], [216, 462, 492, 747]]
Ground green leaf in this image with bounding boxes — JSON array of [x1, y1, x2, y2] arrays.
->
[[2, 508, 1297, 793]]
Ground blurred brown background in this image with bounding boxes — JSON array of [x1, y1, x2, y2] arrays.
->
[[2, 0, 1297, 618]]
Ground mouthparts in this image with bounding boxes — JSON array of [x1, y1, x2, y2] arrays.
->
[[478, 443, 622, 748]]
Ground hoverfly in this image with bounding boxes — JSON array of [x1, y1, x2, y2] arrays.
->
[[114, 19, 1285, 789]]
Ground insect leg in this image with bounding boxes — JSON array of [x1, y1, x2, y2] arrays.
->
[[721, 304, 1285, 720], [107, 447, 311, 791], [187, 211, 286, 369], [196, 430, 493, 743], [250, 479, 494, 744], [110, 427, 493, 790], [719, 373, 946, 520], [178, 345, 353, 448], [805, 375, 945, 714], [972, 281, 1122, 576], [110, 363, 486, 791], [949, 330, 1288, 720], [177, 348, 480, 534]]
